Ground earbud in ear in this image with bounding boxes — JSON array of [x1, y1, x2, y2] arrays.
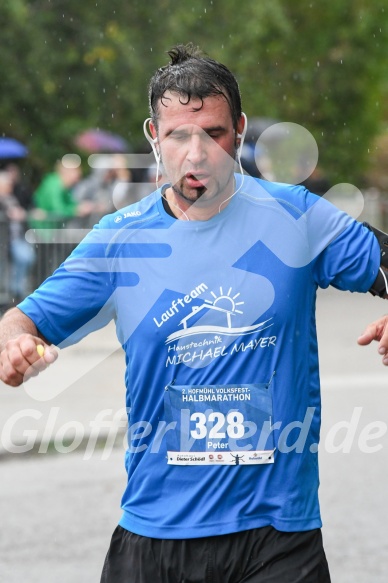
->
[[143, 117, 161, 163], [236, 113, 248, 142]]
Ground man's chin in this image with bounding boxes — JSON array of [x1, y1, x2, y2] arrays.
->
[[172, 184, 209, 204]]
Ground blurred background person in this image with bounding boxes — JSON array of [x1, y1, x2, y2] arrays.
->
[[73, 154, 135, 222], [31, 160, 93, 229], [2, 162, 34, 211], [128, 161, 169, 203], [0, 170, 35, 304], [29, 160, 94, 285]]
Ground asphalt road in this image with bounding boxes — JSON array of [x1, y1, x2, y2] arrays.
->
[[1, 287, 388, 582]]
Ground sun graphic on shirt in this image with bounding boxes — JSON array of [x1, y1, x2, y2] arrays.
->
[[204, 287, 244, 316]]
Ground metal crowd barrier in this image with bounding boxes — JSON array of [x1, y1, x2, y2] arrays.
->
[[0, 213, 11, 306], [27, 216, 90, 290], [0, 214, 86, 308]]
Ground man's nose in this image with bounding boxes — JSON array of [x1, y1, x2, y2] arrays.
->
[[186, 134, 207, 165]]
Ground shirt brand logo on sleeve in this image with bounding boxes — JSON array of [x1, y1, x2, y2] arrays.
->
[[124, 211, 141, 218]]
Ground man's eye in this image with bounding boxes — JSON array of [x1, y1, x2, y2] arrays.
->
[[171, 133, 187, 141]]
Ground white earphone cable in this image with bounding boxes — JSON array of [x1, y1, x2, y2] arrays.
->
[[143, 117, 190, 221], [218, 112, 248, 214], [379, 267, 388, 297]]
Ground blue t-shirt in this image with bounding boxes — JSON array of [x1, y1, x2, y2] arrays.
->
[[19, 175, 380, 538]]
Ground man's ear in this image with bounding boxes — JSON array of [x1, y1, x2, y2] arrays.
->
[[149, 121, 158, 141], [236, 114, 246, 139]]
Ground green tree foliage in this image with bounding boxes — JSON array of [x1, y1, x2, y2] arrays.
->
[[1, 0, 387, 184]]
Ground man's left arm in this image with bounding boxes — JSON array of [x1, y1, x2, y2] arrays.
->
[[362, 223, 388, 299], [358, 315, 388, 365], [357, 222, 388, 365]]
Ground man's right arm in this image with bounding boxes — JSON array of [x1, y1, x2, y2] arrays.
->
[[0, 308, 57, 387]]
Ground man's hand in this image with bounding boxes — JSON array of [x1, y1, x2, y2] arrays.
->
[[0, 334, 57, 387], [358, 315, 388, 366]]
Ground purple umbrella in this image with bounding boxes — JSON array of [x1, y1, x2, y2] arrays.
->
[[0, 137, 28, 159], [74, 129, 129, 153]]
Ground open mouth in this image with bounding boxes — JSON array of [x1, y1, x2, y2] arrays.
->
[[185, 172, 209, 188]]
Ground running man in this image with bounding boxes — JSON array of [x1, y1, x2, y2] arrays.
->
[[1, 44, 388, 582]]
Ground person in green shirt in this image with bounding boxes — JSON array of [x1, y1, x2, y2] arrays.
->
[[29, 161, 94, 283], [32, 161, 93, 228]]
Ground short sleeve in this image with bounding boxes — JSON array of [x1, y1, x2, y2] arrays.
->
[[311, 211, 380, 292], [18, 218, 115, 347]]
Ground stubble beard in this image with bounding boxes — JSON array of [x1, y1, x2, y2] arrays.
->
[[171, 181, 208, 205], [169, 163, 236, 208]]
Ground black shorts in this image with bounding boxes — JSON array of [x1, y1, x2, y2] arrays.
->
[[100, 524, 331, 583]]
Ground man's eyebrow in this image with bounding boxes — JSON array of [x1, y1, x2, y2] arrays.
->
[[204, 126, 227, 133], [164, 125, 227, 137]]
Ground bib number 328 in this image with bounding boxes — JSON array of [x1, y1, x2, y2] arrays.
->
[[190, 411, 245, 439], [164, 383, 276, 466]]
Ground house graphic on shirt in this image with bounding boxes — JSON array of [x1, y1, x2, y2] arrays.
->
[[164, 290, 273, 345], [179, 303, 236, 329]]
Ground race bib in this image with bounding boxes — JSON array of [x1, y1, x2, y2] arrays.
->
[[164, 382, 275, 465]]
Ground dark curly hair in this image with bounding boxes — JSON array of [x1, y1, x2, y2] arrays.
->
[[149, 43, 242, 130]]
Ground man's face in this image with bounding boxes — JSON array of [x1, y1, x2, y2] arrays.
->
[[150, 92, 243, 207]]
